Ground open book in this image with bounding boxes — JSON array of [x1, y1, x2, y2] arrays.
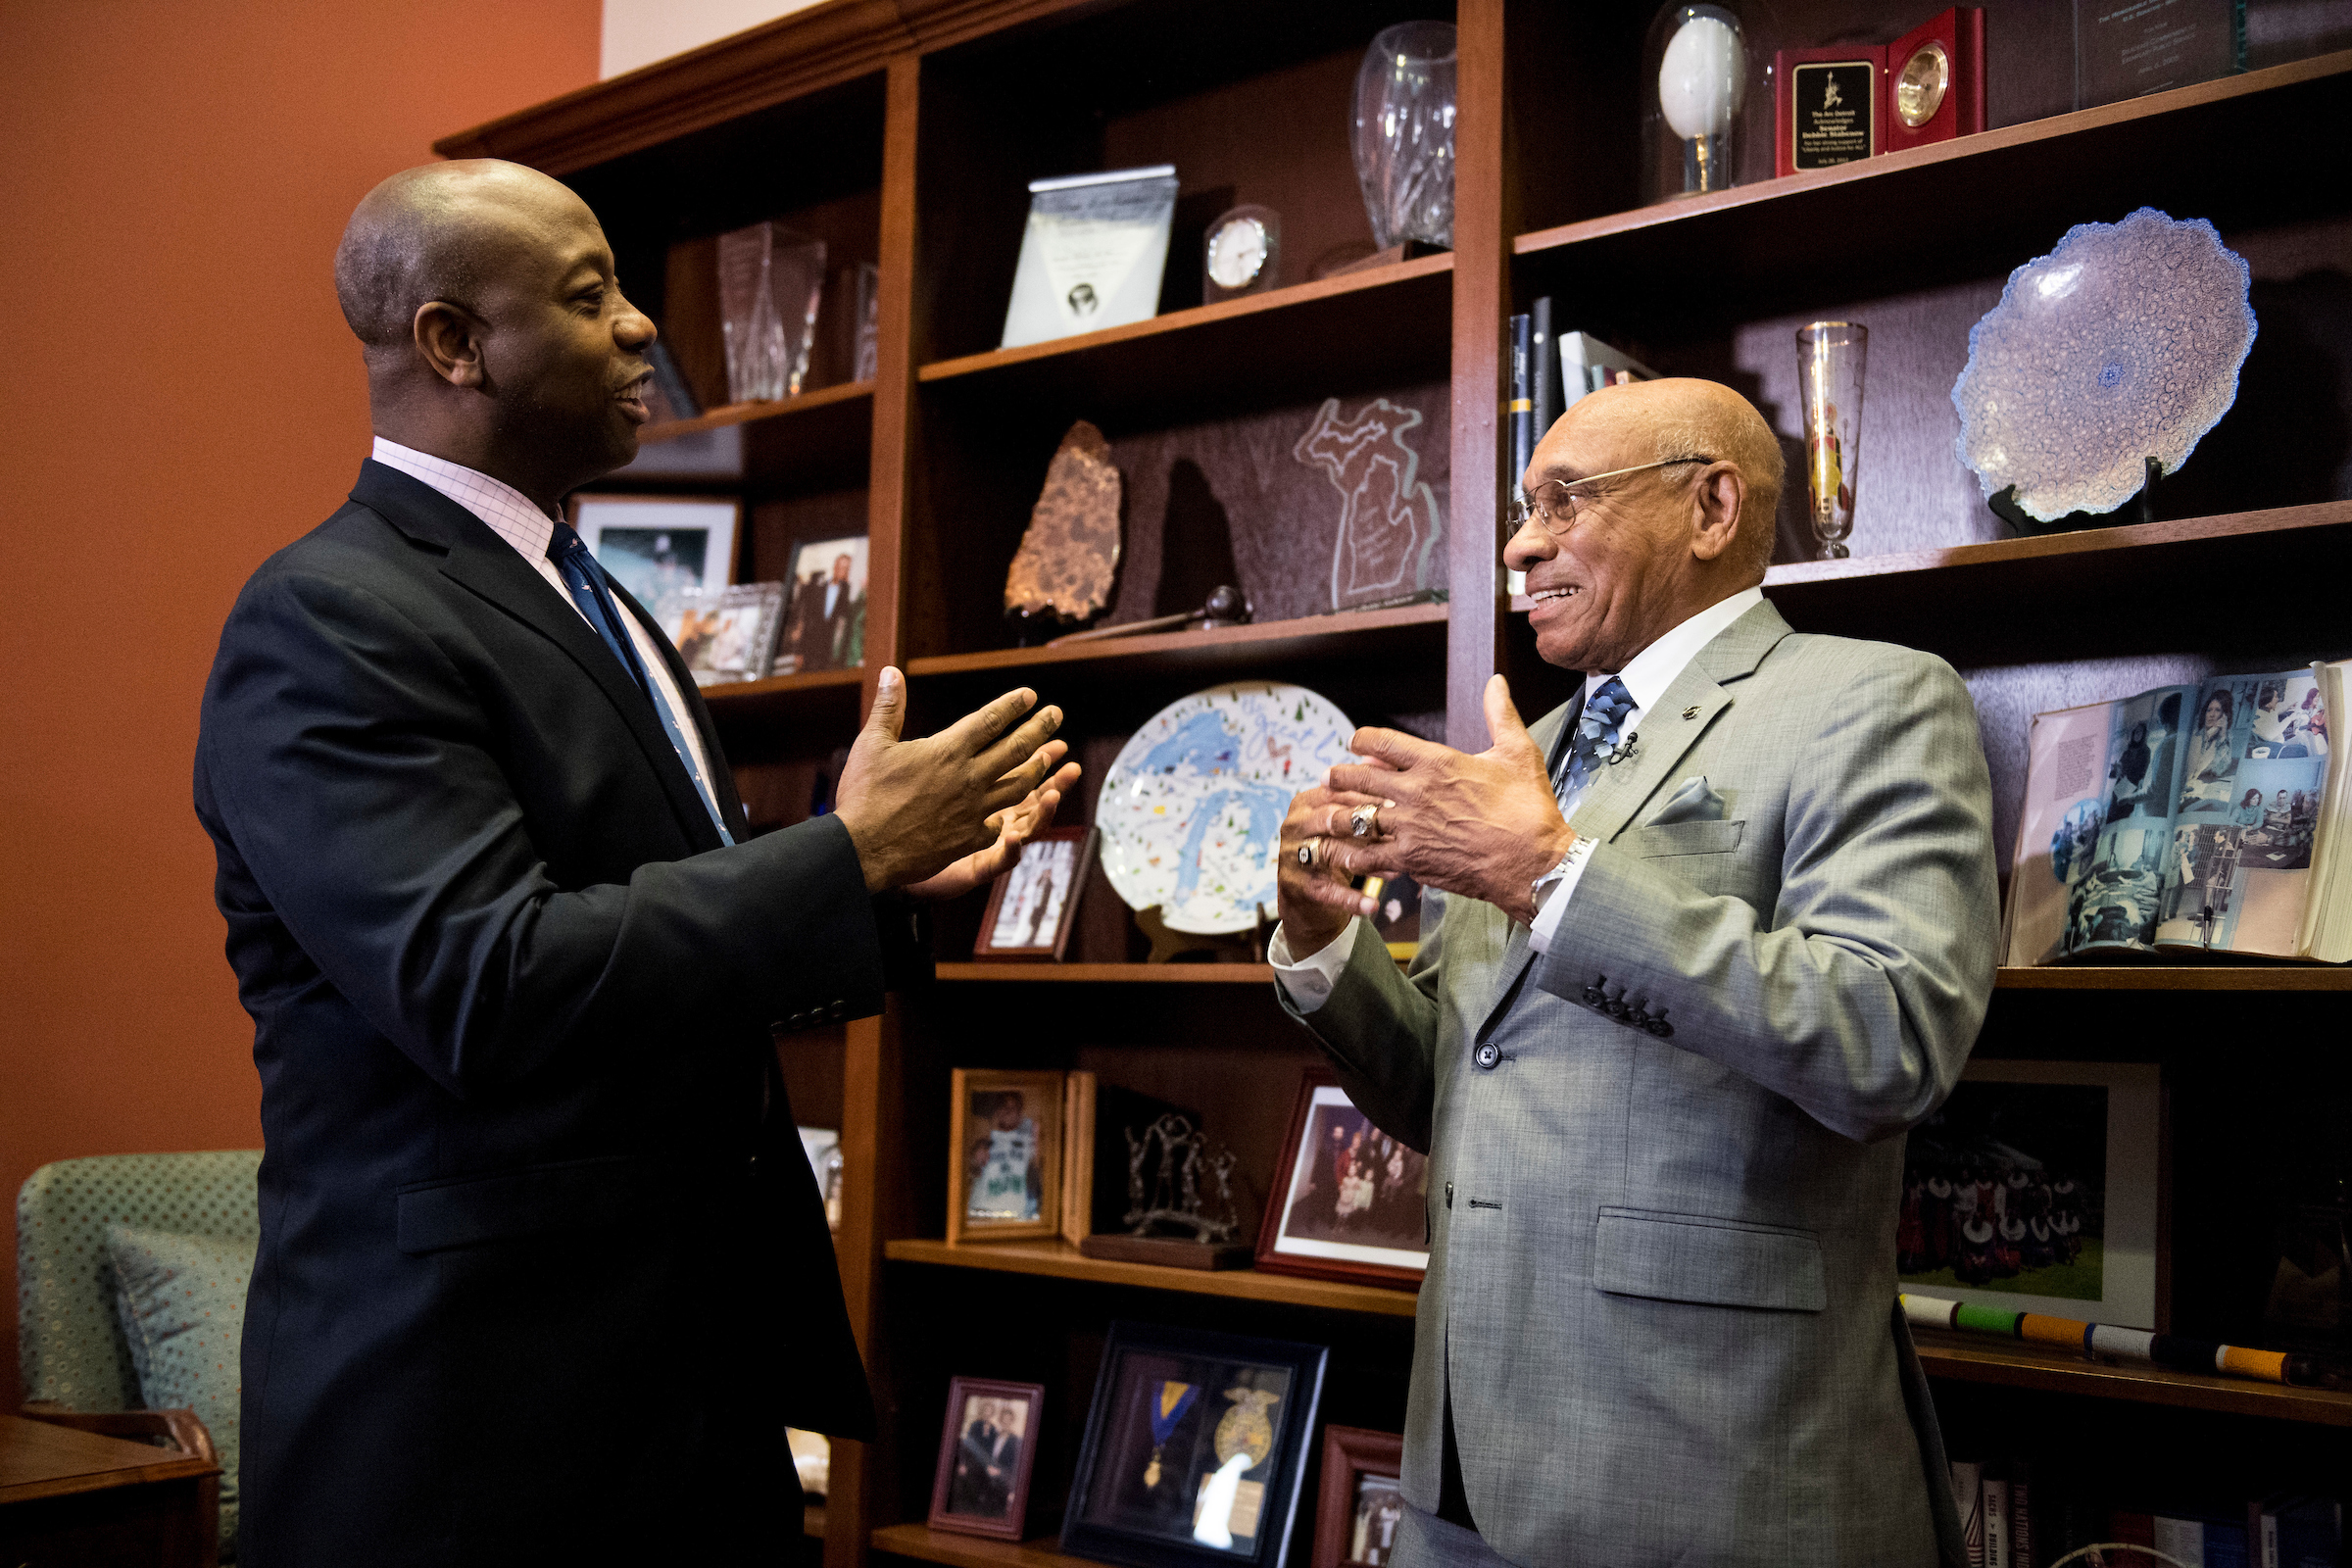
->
[[2003, 662, 2351, 963]]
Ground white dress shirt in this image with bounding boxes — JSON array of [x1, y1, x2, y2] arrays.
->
[[368, 438, 716, 789], [1272, 585, 1766, 1012]]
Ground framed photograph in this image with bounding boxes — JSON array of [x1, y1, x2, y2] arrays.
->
[[1062, 1070, 1097, 1249], [776, 532, 869, 674], [1310, 1427, 1403, 1568], [948, 1068, 1065, 1245], [659, 581, 786, 686], [975, 827, 1096, 961], [1254, 1072, 1429, 1291], [928, 1377, 1046, 1540], [571, 495, 741, 612], [1897, 1059, 2167, 1330], [1062, 1320, 1326, 1568]]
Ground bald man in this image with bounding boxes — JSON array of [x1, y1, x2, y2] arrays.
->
[[1272, 380, 1995, 1567], [196, 162, 1077, 1565]]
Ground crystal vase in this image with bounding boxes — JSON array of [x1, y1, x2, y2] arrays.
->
[[1796, 320, 1867, 559], [1351, 23, 1457, 251]]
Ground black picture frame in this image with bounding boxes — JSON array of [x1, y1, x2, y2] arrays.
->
[[1062, 1321, 1327, 1568]]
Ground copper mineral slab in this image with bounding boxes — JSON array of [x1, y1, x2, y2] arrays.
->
[[1004, 420, 1122, 621]]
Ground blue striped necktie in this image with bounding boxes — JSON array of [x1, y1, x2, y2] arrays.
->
[[547, 521, 734, 846]]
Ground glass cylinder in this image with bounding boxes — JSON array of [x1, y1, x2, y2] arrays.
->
[[1641, 3, 1747, 204], [715, 221, 826, 404], [1352, 22, 1457, 250], [1796, 321, 1867, 560]]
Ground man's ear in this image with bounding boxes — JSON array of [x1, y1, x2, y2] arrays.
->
[[413, 300, 486, 389], [1689, 465, 1746, 563]]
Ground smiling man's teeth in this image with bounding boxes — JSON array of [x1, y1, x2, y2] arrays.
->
[[1533, 586, 1579, 602]]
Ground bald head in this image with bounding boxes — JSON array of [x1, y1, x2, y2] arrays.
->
[[334, 160, 589, 352], [1564, 378, 1785, 577]]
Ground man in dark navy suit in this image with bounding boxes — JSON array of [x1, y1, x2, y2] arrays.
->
[[196, 160, 1079, 1566]]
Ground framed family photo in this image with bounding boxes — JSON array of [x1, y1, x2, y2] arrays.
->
[[1310, 1428, 1404, 1568], [571, 495, 740, 611], [1254, 1073, 1429, 1290], [1063, 1321, 1326, 1568], [1896, 1058, 2167, 1330], [928, 1377, 1046, 1541], [975, 827, 1096, 961], [659, 581, 786, 686], [775, 531, 869, 674], [948, 1068, 1065, 1245]]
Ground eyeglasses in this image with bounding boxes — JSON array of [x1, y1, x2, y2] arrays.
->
[[1506, 455, 1716, 537]]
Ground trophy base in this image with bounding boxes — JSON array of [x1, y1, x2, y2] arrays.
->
[[1079, 1234, 1253, 1270], [1990, 457, 2162, 536]]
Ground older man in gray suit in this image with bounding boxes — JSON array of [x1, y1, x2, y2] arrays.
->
[[1273, 378, 1995, 1567]]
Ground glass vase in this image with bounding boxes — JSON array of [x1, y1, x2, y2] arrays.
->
[[1351, 22, 1457, 251], [715, 221, 826, 404], [1641, 3, 1748, 204], [1796, 320, 1867, 560]]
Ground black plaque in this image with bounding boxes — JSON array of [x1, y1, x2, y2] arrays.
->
[[1790, 59, 1880, 171]]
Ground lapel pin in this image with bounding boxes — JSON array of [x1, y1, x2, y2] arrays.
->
[[1682, 706, 1700, 719]]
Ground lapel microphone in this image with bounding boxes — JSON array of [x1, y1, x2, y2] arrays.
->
[[1606, 731, 1640, 766]]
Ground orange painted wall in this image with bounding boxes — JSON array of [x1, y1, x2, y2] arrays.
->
[[0, 0, 601, 1403]]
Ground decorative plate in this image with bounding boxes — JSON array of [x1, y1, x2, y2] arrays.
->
[[1099, 682, 1357, 934], [1952, 207, 2255, 523]]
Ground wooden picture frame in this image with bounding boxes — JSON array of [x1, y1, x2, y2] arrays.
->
[[569, 494, 742, 604], [948, 1068, 1065, 1245], [1310, 1427, 1404, 1568], [1062, 1070, 1098, 1249], [974, 826, 1096, 961], [929, 1377, 1046, 1540], [1896, 1059, 2168, 1330], [1061, 1320, 1327, 1568], [1254, 1071, 1428, 1291]]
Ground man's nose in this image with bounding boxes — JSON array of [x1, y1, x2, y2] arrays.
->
[[1502, 513, 1556, 571], [615, 291, 657, 347]]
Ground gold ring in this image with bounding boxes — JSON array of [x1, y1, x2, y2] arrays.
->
[[1297, 837, 1321, 867]]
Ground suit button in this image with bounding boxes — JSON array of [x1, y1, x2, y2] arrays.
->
[[1445, 1182, 1454, 1208], [1649, 1018, 1674, 1039], [829, 999, 849, 1021], [1475, 1042, 1500, 1070], [788, 1011, 808, 1029]]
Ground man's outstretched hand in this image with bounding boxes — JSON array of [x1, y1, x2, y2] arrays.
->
[[834, 669, 1083, 897]]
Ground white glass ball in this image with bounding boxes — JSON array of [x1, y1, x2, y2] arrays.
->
[[1658, 15, 1744, 140]]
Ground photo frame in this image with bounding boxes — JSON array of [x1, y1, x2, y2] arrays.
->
[[975, 827, 1096, 961], [948, 1068, 1066, 1245], [571, 495, 741, 612], [775, 532, 870, 674], [929, 1377, 1046, 1541], [1062, 1320, 1326, 1568], [1254, 1072, 1429, 1291], [1310, 1427, 1403, 1568], [1897, 1059, 2167, 1330], [659, 581, 786, 686], [1062, 1070, 1098, 1250]]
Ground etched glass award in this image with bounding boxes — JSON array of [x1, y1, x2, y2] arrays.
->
[[2075, 0, 2244, 109], [1000, 167, 1178, 349]]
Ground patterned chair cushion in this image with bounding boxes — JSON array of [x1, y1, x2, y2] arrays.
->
[[16, 1150, 261, 1412], [108, 1223, 255, 1550]]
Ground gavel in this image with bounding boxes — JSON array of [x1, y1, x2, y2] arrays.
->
[[1046, 585, 1252, 647]]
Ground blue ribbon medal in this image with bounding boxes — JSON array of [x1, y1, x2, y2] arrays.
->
[[1143, 1380, 1199, 1490]]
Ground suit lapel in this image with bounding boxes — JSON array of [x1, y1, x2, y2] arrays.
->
[[352, 462, 727, 852], [1470, 600, 1794, 1040]]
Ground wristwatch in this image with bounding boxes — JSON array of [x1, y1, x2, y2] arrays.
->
[[1529, 833, 1592, 919]]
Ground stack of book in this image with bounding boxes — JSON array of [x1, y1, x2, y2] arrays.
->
[[1503, 306, 1658, 593]]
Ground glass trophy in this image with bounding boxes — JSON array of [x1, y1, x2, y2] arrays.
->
[[999, 166, 1178, 350], [1351, 23, 1457, 250], [2075, 0, 2245, 109], [1796, 320, 1867, 560], [715, 222, 826, 404]]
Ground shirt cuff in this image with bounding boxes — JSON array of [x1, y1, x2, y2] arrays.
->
[[1268, 919, 1362, 1014], [1527, 840, 1596, 956]]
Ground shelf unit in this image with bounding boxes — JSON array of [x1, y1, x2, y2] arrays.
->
[[439, 6, 2352, 1563]]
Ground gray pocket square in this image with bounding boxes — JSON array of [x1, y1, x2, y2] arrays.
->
[[1644, 774, 1727, 826]]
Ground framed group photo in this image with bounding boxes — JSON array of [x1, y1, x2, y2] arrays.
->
[[1063, 1320, 1326, 1568], [948, 1068, 1065, 1246], [1309, 1427, 1403, 1568], [571, 495, 741, 612], [1254, 1072, 1429, 1290], [1896, 1058, 2167, 1329], [975, 826, 1095, 961], [659, 581, 786, 686], [928, 1377, 1045, 1541], [776, 531, 868, 673]]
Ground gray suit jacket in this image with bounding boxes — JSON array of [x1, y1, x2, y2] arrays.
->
[[1281, 598, 1996, 1567]]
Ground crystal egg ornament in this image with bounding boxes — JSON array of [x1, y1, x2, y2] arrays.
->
[[1952, 207, 2255, 524]]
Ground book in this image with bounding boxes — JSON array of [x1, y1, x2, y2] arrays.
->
[[1556, 330, 1659, 410], [2259, 1494, 2343, 1568], [2158, 1512, 2253, 1568], [1984, 1474, 2011, 1568], [2001, 663, 2348, 963], [1530, 296, 1559, 450], [2009, 1462, 2035, 1568], [1953, 1461, 1985, 1567]]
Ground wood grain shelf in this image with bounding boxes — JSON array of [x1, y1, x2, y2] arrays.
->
[[884, 1238, 1419, 1317], [1996, 965, 2352, 990], [915, 254, 1454, 425], [618, 379, 874, 495], [701, 665, 864, 728], [906, 601, 1447, 688], [808, 1502, 827, 1540], [1912, 1329, 2352, 1426], [936, 963, 1276, 983], [1513, 50, 2352, 326], [871, 1523, 1082, 1568]]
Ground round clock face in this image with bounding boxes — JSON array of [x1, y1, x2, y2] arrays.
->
[[1895, 39, 1950, 128], [1206, 217, 1269, 291]]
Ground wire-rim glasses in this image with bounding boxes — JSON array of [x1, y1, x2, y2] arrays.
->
[[1507, 454, 1715, 536]]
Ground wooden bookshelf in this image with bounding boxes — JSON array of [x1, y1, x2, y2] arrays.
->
[[935, 963, 1276, 984], [623, 380, 875, 494], [701, 665, 866, 728], [1912, 1330, 2352, 1427], [871, 1524, 1081, 1568], [905, 601, 1447, 688], [1995, 965, 2352, 991], [885, 1238, 1419, 1318], [808, 1503, 828, 1540]]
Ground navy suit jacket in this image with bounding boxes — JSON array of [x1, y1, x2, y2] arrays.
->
[[195, 461, 903, 1565]]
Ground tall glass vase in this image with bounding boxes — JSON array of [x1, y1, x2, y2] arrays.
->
[[716, 221, 826, 404], [1796, 320, 1867, 560], [1352, 23, 1457, 251]]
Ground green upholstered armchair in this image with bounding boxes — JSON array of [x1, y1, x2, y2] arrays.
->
[[17, 1150, 261, 1558]]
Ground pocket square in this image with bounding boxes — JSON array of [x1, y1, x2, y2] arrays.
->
[[1644, 774, 1726, 826]]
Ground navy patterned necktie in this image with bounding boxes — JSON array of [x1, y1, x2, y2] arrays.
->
[[1557, 675, 1636, 801], [548, 521, 734, 846]]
